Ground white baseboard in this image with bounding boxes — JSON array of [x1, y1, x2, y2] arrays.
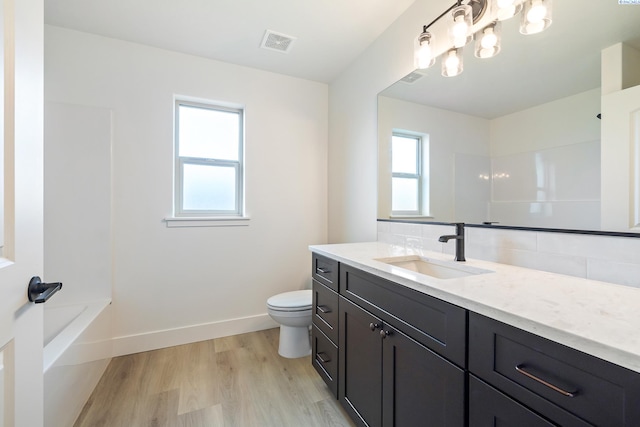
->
[[111, 313, 279, 357]]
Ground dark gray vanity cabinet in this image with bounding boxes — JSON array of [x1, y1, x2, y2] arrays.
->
[[311, 253, 340, 398], [338, 264, 466, 427], [310, 252, 640, 427], [469, 312, 640, 427]]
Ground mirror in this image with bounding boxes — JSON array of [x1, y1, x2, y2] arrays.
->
[[378, 0, 640, 230]]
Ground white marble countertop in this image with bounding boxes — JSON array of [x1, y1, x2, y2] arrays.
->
[[310, 242, 640, 373]]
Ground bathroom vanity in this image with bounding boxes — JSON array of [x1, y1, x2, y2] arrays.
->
[[310, 243, 640, 427]]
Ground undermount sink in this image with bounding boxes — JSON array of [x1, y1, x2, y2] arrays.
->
[[375, 255, 493, 280]]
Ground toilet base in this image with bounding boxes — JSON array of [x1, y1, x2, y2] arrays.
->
[[278, 325, 311, 358]]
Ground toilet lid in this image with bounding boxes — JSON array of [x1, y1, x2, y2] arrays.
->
[[267, 290, 312, 311]]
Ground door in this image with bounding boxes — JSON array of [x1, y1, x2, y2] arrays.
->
[[0, 0, 45, 426], [339, 297, 383, 427], [382, 324, 465, 427]]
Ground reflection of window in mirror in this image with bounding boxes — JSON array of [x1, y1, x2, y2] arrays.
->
[[391, 133, 429, 216]]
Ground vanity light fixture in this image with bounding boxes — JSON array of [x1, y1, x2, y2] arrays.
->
[[414, 0, 552, 77]]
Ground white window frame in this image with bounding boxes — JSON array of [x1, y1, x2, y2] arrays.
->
[[391, 132, 424, 216], [174, 99, 244, 218]]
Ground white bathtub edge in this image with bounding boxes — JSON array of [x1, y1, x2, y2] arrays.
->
[[43, 298, 111, 373], [112, 313, 278, 356]]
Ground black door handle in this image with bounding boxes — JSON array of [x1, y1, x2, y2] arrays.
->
[[28, 276, 63, 304]]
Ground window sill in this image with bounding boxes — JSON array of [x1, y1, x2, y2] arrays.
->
[[163, 216, 251, 228], [389, 215, 434, 220]]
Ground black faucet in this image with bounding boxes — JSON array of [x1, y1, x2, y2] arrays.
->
[[438, 223, 465, 262]]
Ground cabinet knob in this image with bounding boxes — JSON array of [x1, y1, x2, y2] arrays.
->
[[380, 329, 391, 339], [369, 322, 381, 331]]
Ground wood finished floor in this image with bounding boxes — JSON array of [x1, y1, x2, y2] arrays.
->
[[74, 328, 355, 427]]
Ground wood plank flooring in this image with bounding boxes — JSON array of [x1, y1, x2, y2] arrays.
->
[[74, 328, 355, 427]]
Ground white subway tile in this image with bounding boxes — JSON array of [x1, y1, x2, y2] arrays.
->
[[587, 259, 640, 288], [538, 233, 640, 264], [468, 227, 537, 251], [377, 221, 391, 233]]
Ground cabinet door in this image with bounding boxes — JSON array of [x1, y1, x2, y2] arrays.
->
[[382, 324, 465, 427], [339, 297, 383, 427]]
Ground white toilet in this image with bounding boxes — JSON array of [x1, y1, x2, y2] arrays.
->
[[267, 290, 312, 358]]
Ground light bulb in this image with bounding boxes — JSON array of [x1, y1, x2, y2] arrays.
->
[[452, 16, 468, 39], [416, 43, 432, 69], [481, 29, 498, 49], [449, 5, 472, 48], [442, 48, 463, 77], [413, 30, 435, 69], [446, 54, 460, 71], [520, 0, 552, 34], [526, 0, 547, 23], [475, 21, 501, 59]]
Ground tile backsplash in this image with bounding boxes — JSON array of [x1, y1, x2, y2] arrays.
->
[[377, 220, 640, 288]]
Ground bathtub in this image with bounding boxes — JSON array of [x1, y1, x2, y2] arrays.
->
[[43, 299, 112, 427]]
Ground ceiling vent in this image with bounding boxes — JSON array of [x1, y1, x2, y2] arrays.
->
[[261, 30, 296, 54], [400, 71, 425, 84]]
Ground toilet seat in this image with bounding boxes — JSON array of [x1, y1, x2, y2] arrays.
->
[[267, 290, 312, 312]]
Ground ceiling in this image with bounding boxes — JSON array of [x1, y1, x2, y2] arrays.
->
[[380, 0, 640, 119], [44, 0, 416, 83]]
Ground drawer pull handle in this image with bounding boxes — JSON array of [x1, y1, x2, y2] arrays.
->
[[369, 322, 381, 331], [515, 365, 577, 398], [316, 267, 330, 274], [317, 305, 331, 314], [317, 352, 331, 363]]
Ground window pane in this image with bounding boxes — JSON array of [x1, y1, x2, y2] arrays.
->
[[392, 177, 418, 212], [183, 163, 236, 211], [178, 105, 239, 160], [392, 135, 418, 174]]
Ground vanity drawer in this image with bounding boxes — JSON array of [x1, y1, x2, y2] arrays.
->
[[312, 253, 339, 292], [340, 264, 466, 367], [312, 326, 338, 398], [469, 312, 640, 427], [312, 279, 339, 344], [469, 375, 591, 427]]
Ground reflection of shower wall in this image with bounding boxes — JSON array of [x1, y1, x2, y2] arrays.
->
[[489, 141, 601, 229], [454, 153, 491, 223], [487, 88, 602, 229]]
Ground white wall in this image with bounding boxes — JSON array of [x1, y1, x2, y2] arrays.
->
[[44, 103, 112, 305], [44, 26, 328, 355]]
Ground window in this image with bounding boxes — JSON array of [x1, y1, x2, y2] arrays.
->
[[391, 133, 425, 216], [175, 100, 244, 217]]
